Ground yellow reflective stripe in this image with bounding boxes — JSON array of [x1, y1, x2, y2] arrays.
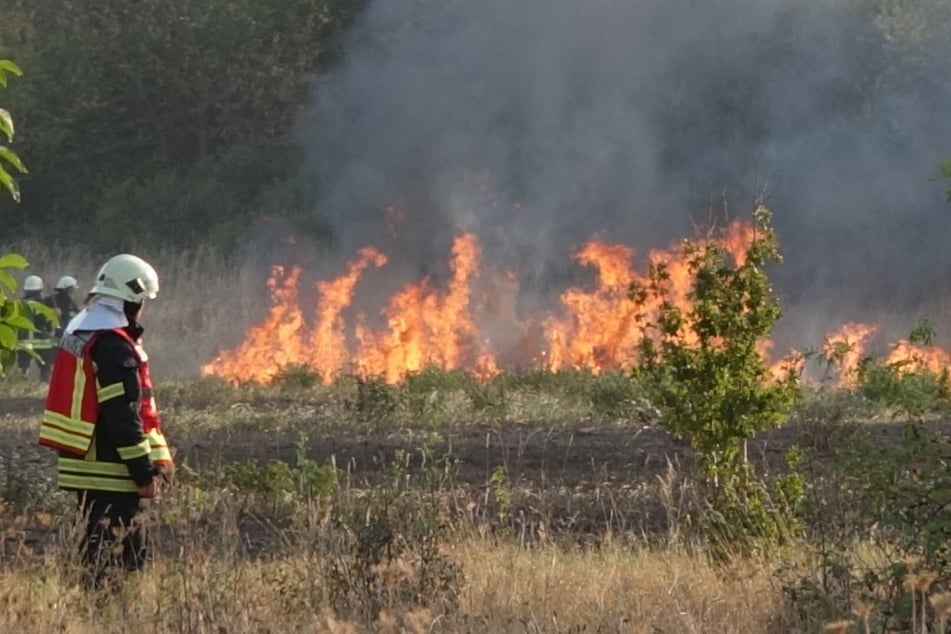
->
[[71, 361, 86, 422], [96, 382, 125, 402], [40, 410, 95, 454], [116, 439, 150, 461], [41, 410, 95, 439], [58, 456, 138, 493], [39, 425, 91, 454], [58, 457, 131, 478], [147, 429, 172, 463], [57, 474, 138, 494]]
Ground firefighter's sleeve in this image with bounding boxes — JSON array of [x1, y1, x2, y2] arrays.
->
[[90, 332, 154, 487]]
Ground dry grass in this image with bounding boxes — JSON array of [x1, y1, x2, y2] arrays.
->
[[2, 240, 265, 377], [0, 518, 790, 633], [0, 376, 943, 633], [458, 541, 783, 632], [0, 373, 796, 634]]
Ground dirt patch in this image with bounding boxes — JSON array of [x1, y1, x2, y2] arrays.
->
[[174, 416, 951, 489], [0, 397, 43, 419], [6, 406, 950, 547], [176, 421, 688, 486]]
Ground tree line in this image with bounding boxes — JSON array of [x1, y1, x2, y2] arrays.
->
[[0, 0, 366, 253]]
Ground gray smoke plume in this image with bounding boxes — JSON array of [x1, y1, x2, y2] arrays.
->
[[301, 0, 951, 343]]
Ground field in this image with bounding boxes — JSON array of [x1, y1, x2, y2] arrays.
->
[[1, 367, 950, 633], [4, 0, 951, 630], [4, 242, 951, 633]]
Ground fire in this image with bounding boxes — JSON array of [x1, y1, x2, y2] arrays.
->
[[543, 240, 641, 373], [204, 234, 496, 384], [821, 322, 877, 386], [201, 219, 951, 387], [886, 340, 951, 376], [540, 220, 758, 374], [351, 233, 493, 383], [313, 247, 388, 381], [203, 266, 308, 383]]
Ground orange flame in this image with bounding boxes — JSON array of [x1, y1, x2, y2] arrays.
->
[[312, 247, 388, 381], [202, 266, 308, 383], [352, 233, 495, 383], [886, 340, 951, 376], [821, 322, 877, 386], [543, 240, 640, 373], [202, 219, 950, 387]]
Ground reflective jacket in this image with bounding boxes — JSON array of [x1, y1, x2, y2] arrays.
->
[[39, 327, 173, 493]]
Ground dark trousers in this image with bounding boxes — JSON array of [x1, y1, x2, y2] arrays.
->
[[78, 491, 147, 588]]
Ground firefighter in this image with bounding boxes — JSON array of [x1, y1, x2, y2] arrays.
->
[[52, 275, 80, 338], [38, 254, 174, 589], [16, 275, 55, 381]]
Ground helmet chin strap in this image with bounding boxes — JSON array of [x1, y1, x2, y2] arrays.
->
[[123, 300, 143, 326]]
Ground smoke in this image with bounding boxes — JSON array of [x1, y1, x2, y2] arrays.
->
[[301, 0, 951, 328]]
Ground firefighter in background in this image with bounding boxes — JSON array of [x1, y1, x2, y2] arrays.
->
[[16, 275, 55, 381], [52, 275, 80, 338], [38, 254, 174, 588]]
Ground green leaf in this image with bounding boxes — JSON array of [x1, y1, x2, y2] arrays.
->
[[1, 297, 20, 319], [0, 60, 22, 88], [2, 314, 34, 330], [0, 60, 22, 77], [0, 109, 12, 142], [28, 301, 60, 327], [0, 168, 20, 202], [0, 348, 14, 373], [0, 253, 28, 270], [0, 269, 16, 293], [0, 323, 16, 350], [0, 146, 26, 174]]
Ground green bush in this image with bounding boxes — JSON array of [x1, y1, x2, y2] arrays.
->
[[632, 206, 801, 549], [225, 433, 337, 502], [855, 318, 950, 416], [858, 361, 949, 416]]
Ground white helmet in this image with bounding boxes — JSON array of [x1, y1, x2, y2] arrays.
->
[[55, 275, 78, 290], [89, 254, 159, 304], [23, 275, 43, 292]]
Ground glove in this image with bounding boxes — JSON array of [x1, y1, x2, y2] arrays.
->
[[155, 462, 176, 484]]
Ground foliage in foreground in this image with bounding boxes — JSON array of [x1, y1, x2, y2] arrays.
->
[[0, 58, 25, 202], [0, 62, 57, 374]]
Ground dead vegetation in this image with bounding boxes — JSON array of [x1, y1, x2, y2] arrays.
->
[[1, 370, 951, 632]]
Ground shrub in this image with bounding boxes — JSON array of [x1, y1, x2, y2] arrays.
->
[[632, 206, 800, 549]]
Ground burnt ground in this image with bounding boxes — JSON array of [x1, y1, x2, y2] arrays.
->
[[1, 393, 947, 548], [2, 394, 939, 491]]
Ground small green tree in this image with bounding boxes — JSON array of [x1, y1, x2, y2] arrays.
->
[[0, 252, 34, 372], [0, 59, 55, 374], [0, 59, 26, 201], [631, 206, 801, 548]]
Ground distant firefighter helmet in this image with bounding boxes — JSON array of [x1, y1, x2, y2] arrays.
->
[[55, 275, 78, 290], [23, 275, 43, 292], [90, 254, 159, 304]]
